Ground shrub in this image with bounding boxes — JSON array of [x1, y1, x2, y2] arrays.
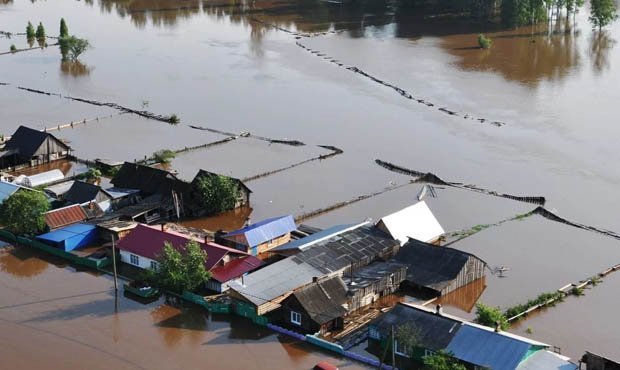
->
[[168, 114, 180, 124], [152, 149, 176, 164], [474, 303, 509, 330], [35, 22, 46, 41], [478, 34, 492, 49], [26, 21, 35, 40], [59, 35, 90, 61], [10, 44, 17, 52]]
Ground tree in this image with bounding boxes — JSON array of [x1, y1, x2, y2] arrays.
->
[[60, 18, 69, 38], [152, 149, 176, 164], [590, 0, 618, 30], [148, 240, 211, 293], [35, 22, 45, 41], [474, 303, 510, 331], [194, 174, 240, 214], [394, 322, 421, 358], [59, 36, 90, 61], [26, 21, 35, 40], [0, 190, 50, 235], [423, 350, 467, 370], [477, 34, 492, 49]]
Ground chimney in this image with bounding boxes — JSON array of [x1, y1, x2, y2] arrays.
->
[[312, 276, 319, 283], [495, 321, 501, 332], [435, 304, 443, 316], [161, 223, 166, 232]]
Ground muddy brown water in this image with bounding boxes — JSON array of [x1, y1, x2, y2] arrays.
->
[[2, 0, 620, 363]]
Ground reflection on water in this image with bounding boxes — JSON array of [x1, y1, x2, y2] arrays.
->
[[60, 60, 92, 77], [152, 303, 208, 348], [99, 0, 204, 28], [590, 30, 616, 74], [0, 246, 48, 278], [434, 276, 486, 313], [178, 206, 252, 232]]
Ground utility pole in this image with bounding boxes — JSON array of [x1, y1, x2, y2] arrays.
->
[[111, 235, 118, 292], [391, 325, 396, 369]]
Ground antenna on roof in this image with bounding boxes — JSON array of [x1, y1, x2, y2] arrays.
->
[[417, 184, 438, 200]]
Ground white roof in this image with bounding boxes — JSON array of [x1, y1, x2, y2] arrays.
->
[[378, 200, 444, 244]]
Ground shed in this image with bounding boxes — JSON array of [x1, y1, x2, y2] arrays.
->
[[64, 181, 113, 205], [394, 238, 486, 296], [0, 126, 70, 169], [376, 200, 445, 245], [44, 204, 89, 230], [20, 169, 65, 188], [343, 261, 408, 311], [221, 215, 296, 256], [36, 223, 98, 251]]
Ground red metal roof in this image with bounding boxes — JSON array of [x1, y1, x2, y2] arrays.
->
[[117, 224, 244, 270], [210, 255, 263, 283], [44, 204, 88, 229]]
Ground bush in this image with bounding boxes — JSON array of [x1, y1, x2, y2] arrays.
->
[[10, 44, 17, 52], [474, 303, 509, 330], [168, 114, 180, 124], [478, 34, 492, 49], [35, 22, 46, 41], [152, 149, 176, 164], [26, 21, 35, 40], [0, 190, 50, 235], [423, 350, 467, 370], [59, 35, 90, 61]]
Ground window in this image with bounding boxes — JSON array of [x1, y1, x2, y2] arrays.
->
[[290, 311, 302, 326], [394, 340, 409, 358], [150, 261, 159, 271], [423, 349, 436, 358], [130, 254, 140, 266]]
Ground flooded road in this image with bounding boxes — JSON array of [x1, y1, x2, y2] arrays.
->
[[0, 245, 366, 370], [2, 0, 620, 362]]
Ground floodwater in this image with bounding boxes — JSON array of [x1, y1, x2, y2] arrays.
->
[[2, 0, 620, 363], [0, 245, 366, 370]]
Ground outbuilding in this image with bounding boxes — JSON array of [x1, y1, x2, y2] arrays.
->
[[36, 223, 98, 251]]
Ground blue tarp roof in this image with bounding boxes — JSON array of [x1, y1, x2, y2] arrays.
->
[[37, 223, 97, 242], [0, 181, 21, 203], [446, 325, 532, 370], [272, 224, 356, 252], [224, 215, 296, 248]]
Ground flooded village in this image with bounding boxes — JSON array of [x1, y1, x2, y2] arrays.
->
[[2, 0, 620, 369]]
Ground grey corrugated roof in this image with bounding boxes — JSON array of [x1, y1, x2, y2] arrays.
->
[[343, 261, 407, 290], [446, 325, 532, 370], [369, 303, 462, 351], [272, 223, 357, 252], [224, 215, 296, 248], [292, 276, 348, 324], [228, 258, 323, 306], [394, 238, 485, 292], [516, 350, 577, 370]]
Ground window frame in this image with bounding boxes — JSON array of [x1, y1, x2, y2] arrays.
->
[[394, 339, 409, 358], [130, 254, 140, 266], [150, 260, 159, 271], [290, 311, 302, 326]]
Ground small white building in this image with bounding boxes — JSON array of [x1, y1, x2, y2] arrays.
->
[[376, 200, 445, 245]]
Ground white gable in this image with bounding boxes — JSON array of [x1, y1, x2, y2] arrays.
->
[[377, 200, 444, 245]]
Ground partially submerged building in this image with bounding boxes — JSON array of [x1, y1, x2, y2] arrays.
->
[[219, 215, 296, 258], [376, 200, 445, 245], [582, 352, 620, 370], [393, 238, 486, 297], [343, 261, 407, 311], [0, 126, 70, 169], [36, 223, 98, 252], [368, 302, 577, 370], [190, 169, 251, 210]]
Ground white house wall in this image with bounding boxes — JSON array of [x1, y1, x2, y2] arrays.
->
[[119, 250, 157, 270]]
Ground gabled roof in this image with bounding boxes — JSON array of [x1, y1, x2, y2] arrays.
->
[[64, 181, 111, 205], [343, 260, 407, 291], [210, 255, 263, 283], [377, 200, 444, 244], [192, 169, 252, 194], [0, 181, 22, 203], [117, 224, 245, 270], [44, 204, 89, 229], [291, 275, 348, 324], [272, 223, 358, 253], [516, 350, 577, 370], [446, 324, 534, 370], [111, 162, 190, 196], [394, 239, 486, 292], [104, 187, 140, 200], [369, 303, 462, 351], [4, 126, 69, 159], [37, 223, 97, 243], [223, 215, 296, 248]]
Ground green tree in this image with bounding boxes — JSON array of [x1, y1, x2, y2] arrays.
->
[[26, 21, 35, 40], [59, 36, 90, 61], [194, 174, 240, 214], [0, 190, 50, 235], [394, 322, 421, 358], [477, 34, 492, 49], [152, 149, 176, 164], [60, 18, 69, 38], [423, 350, 467, 370], [149, 240, 211, 293], [590, 0, 618, 30], [474, 303, 510, 330], [35, 22, 45, 41]]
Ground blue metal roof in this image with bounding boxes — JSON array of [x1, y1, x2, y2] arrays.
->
[[516, 350, 578, 370], [37, 223, 96, 242], [446, 325, 532, 370], [0, 181, 21, 203], [224, 215, 296, 248], [272, 223, 357, 252]]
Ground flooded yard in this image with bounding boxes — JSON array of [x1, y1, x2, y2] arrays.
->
[[2, 0, 620, 364]]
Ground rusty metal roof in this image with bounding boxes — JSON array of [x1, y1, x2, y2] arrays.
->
[[44, 204, 88, 229]]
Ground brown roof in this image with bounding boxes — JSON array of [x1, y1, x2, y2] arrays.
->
[[45, 204, 88, 229]]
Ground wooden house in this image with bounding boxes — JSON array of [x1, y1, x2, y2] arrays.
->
[[343, 261, 407, 311], [393, 238, 486, 297], [191, 169, 251, 210], [218, 215, 296, 258], [583, 352, 620, 370], [0, 126, 70, 169]]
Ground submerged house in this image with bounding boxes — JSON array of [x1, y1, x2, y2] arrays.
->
[[368, 303, 577, 370], [190, 169, 251, 210], [376, 200, 445, 245], [227, 222, 401, 315], [218, 215, 297, 258], [393, 238, 486, 297], [117, 224, 259, 291], [0, 126, 70, 169], [36, 223, 98, 252]]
